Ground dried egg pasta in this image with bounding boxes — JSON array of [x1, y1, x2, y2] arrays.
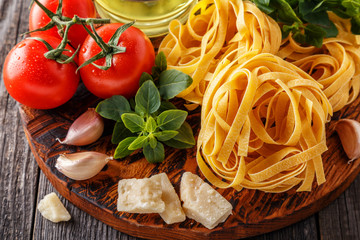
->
[[197, 52, 332, 192], [278, 13, 360, 112], [159, 0, 281, 104]]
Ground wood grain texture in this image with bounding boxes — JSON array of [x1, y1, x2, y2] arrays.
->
[[0, 0, 39, 239]]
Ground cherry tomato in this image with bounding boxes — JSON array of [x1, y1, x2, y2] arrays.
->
[[29, 0, 96, 48], [78, 23, 155, 99], [3, 34, 79, 109]]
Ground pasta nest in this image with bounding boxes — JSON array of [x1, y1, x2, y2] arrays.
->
[[197, 52, 333, 192], [159, 0, 281, 104], [278, 13, 360, 112]]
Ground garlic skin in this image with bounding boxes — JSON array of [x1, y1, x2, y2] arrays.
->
[[55, 151, 113, 180], [335, 119, 360, 163], [58, 108, 104, 146]]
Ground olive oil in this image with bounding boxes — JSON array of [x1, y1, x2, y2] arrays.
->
[[95, 0, 197, 37]]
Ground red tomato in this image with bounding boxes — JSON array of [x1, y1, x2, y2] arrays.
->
[[78, 23, 155, 99], [3, 35, 79, 109], [29, 0, 96, 48]]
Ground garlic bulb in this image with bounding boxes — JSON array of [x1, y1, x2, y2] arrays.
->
[[57, 108, 104, 146], [55, 151, 113, 180], [335, 119, 360, 163]]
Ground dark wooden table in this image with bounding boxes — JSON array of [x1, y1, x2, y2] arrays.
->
[[1, 0, 360, 239]]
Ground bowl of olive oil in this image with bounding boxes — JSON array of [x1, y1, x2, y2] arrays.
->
[[94, 0, 197, 37]]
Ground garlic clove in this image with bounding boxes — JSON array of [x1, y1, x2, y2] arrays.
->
[[57, 108, 104, 146], [55, 151, 113, 180], [335, 119, 360, 163]]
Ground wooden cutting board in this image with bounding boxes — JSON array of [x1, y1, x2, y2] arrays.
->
[[19, 70, 360, 239]]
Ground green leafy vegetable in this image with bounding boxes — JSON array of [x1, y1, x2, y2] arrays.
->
[[114, 137, 136, 159], [96, 52, 195, 164], [159, 69, 193, 100], [111, 120, 134, 144], [157, 110, 188, 131], [143, 141, 165, 163], [135, 80, 161, 115], [121, 113, 145, 133], [96, 95, 131, 121], [250, 0, 360, 47]]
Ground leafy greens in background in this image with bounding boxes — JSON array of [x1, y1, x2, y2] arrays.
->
[[96, 52, 195, 163], [251, 0, 360, 47]]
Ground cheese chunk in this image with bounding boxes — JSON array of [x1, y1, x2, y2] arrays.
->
[[180, 172, 233, 229], [37, 192, 71, 223], [151, 173, 186, 224], [117, 178, 165, 213]]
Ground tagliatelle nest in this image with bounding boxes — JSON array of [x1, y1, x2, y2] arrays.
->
[[159, 0, 281, 104], [197, 52, 333, 193], [278, 13, 360, 112]]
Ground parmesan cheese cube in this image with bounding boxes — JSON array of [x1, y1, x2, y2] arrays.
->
[[117, 178, 165, 213], [180, 172, 233, 229], [37, 192, 71, 223], [151, 173, 186, 224]]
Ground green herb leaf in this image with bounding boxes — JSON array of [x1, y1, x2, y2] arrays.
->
[[158, 69, 193, 100], [112, 120, 135, 144], [155, 51, 167, 72], [157, 109, 188, 131], [139, 72, 153, 87], [135, 80, 161, 115], [128, 135, 148, 150], [163, 122, 195, 149], [143, 141, 165, 163], [145, 116, 157, 133], [153, 130, 178, 142], [148, 134, 157, 149], [96, 95, 131, 121], [305, 24, 327, 48], [121, 113, 145, 133], [114, 137, 136, 159]]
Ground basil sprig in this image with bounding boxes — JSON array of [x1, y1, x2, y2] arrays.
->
[[251, 0, 360, 48], [96, 52, 195, 163]]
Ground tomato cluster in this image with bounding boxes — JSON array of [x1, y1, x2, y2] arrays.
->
[[2, 0, 155, 109]]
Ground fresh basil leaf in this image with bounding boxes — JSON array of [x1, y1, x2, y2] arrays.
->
[[148, 134, 157, 149], [145, 116, 157, 132], [121, 113, 145, 133], [139, 72, 153, 87], [153, 130, 178, 142], [96, 95, 131, 121], [155, 51, 167, 72], [342, 0, 360, 16], [163, 122, 195, 149], [270, 0, 302, 24], [112, 120, 135, 144], [158, 69, 193, 100], [253, 0, 274, 14], [305, 24, 326, 48], [299, 1, 338, 38], [128, 135, 148, 150], [143, 141, 165, 163], [157, 109, 188, 131], [114, 137, 136, 159], [135, 80, 161, 115]]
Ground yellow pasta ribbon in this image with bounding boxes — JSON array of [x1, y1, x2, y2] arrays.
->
[[197, 52, 332, 192], [159, 0, 281, 104], [278, 13, 360, 112]]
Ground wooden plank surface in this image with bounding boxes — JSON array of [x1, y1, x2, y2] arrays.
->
[[0, 0, 359, 239]]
